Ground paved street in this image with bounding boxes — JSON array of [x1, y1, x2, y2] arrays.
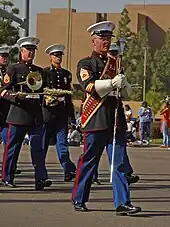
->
[[0, 144, 170, 227]]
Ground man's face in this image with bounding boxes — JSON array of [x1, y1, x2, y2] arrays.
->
[[92, 34, 111, 54], [20, 46, 36, 61], [50, 53, 62, 65], [0, 53, 9, 66]]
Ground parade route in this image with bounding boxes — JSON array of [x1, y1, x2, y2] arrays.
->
[[0, 144, 170, 227]]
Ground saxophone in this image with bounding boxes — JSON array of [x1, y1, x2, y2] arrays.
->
[[44, 88, 72, 107]]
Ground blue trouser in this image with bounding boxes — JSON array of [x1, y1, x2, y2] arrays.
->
[[123, 147, 133, 174], [1, 126, 8, 148], [1, 124, 47, 183], [1, 126, 20, 178], [139, 121, 151, 142], [72, 129, 130, 208], [161, 121, 170, 146], [93, 146, 133, 180], [42, 119, 76, 175], [93, 102, 133, 180]]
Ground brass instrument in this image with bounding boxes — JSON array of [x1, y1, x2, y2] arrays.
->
[[17, 71, 42, 92], [15, 72, 72, 102], [27, 71, 42, 91], [43, 88, 72, 107]]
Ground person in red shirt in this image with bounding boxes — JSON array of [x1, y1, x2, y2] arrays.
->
[[160, 101, 170, 148]]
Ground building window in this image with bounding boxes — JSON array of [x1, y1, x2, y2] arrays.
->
[[96, 13, 107, 22]]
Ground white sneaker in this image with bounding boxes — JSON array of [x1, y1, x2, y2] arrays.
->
[[138, 141, 143, 145], [145, 141, 149, 145]]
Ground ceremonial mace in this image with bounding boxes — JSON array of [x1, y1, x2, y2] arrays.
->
[[110, 36, 127, 183]]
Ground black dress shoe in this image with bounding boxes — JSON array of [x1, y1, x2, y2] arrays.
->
[[35, 179, 52, 191], [116, 203, 141, 216], [92, 179, 102, 185], [15, 169, 21, 175], [64, 172, 75, 182], [126, 174, 140, 185], [72, 201, 89, 212]]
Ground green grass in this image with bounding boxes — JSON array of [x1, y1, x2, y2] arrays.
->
[[150, 138, 162, 144]]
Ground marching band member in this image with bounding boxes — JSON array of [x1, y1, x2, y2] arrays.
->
[[42, 44, 76, 182], [93, 43, 139, 185], [0, 47, 11, 151], [109, 43, 139, 184], [0, 46, 21, 177], [0, 37, 52, 190], [72, 21, 141, 215]]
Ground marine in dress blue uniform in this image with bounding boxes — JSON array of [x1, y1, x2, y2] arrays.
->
[[0, 37, 52, 190], [0, 47, 21, 177], [0, 46, 11, 147], [42, 44, 76, 181], [72, 21, 141, 215], [93, 43, 139, 185]]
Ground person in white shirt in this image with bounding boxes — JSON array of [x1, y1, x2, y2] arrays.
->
[[68, 124, 81, 146], [125, 104, 133, 121], [126, 119, 136, 143]]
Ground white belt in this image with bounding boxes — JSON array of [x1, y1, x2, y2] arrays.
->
[[25, 94, 40, 99]]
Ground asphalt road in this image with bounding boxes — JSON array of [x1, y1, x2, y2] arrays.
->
[[0, 144, 170, 227]]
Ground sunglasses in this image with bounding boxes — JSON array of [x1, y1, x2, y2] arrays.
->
[[0, 53, 9, 58], [23, 45, 37, 51], [94, 36, 112, 41], [50, 52, 63, 57], [25, 47, 36, 51]]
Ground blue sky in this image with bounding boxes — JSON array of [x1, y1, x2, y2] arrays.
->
[[11, 0, 170, 35]]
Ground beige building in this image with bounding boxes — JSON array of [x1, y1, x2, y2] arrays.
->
[[36, 4, 170, 86]]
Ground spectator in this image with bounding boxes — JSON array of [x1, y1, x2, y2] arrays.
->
[[126, 118, 136, 144], [68, 124, 81, 146], [125, 104, 133, 121], [160, 101, 170, 148], [138, 101, 153, 145]]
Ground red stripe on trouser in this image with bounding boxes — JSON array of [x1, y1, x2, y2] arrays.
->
[[2, 124, 11, 181], [72, 132, 87, 200]]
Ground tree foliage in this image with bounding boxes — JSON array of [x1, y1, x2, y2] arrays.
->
[[151, 30, 170, 96], [0, 0, 20, 62], [116, 8, 170, 116], [145, 29, 170, 114], [116, 8, 133, 40], [116, 8, 153, 101]]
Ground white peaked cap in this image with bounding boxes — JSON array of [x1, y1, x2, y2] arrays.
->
[[87, 21, 115, 36], [17, 36, 40, 48], [45, 44, 65, 55]]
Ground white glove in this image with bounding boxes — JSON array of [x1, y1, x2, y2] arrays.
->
[[121, 80, 132, 99], [111, 74, 126, 90]]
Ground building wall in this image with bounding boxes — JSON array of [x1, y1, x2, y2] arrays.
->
[[36, 8, 69, 68], [70, 12, 97, 84], [36, 5, 170, 85]]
